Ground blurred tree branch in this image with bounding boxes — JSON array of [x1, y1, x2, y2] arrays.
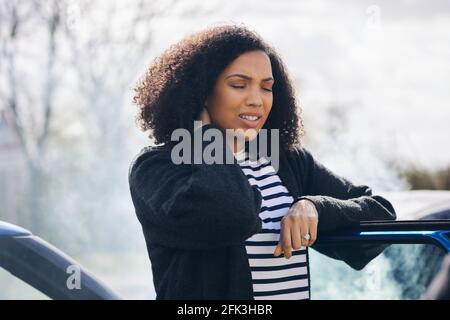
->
[[0, 0, 190, 238]]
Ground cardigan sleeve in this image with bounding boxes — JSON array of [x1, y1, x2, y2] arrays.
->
[[294, 147, 396, 233], [128, 124, 262, 250]]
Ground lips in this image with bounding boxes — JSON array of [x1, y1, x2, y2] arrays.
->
[[238, 113, 262, 128], [239, 112, 262, 119]]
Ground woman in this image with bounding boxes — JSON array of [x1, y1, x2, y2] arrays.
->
[[128, 24, 396, 300]]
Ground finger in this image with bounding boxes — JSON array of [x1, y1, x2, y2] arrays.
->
[[201, 107, 212, 125], [300, 223, 310, 247], [274, 243, 282, 257], [281, 222, 292, 259], [309, 220, 318, 246], [291, 226, 302, 250]]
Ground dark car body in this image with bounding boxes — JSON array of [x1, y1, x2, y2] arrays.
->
[[0, 221, 121, 300]]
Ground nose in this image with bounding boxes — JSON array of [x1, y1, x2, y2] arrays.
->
[[245, 87, 263, 107]]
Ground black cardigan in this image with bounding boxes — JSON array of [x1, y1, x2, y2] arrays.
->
[[128, 124, 396, 299]]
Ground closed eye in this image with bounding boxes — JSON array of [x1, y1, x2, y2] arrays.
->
[[230, 84, 272, 92]]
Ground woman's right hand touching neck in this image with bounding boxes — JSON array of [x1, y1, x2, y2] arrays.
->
[[195, 107, 212, 130]]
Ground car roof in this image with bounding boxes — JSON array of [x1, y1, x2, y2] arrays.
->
[[0, 221, 32, 236]]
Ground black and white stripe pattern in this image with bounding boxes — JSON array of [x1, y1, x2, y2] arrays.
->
[[235, 150, 310, 300]]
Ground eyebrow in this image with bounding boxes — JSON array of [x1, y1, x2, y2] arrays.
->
[[225, 73, 274, 82]]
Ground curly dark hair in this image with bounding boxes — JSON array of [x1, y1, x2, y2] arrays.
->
[[133, 24, 304, 151]]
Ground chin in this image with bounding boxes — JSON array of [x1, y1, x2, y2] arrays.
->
[[243, 129, 259, 141], [226, 127, 260, 142]]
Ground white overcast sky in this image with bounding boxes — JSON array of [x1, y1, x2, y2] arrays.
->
[[138, 0, 450, 175]]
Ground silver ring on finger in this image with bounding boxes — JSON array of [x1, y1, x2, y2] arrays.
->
[[302, 233, 311, 241]]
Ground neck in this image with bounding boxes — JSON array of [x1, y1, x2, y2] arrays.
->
[[233, 140, 246, 154], [225, 134, 246, 154]]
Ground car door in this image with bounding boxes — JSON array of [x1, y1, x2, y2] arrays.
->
[[0, 221, 121, 300], [309, 220, 450, 299]]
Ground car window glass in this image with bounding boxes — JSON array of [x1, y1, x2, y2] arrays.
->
[[310, 243, 446, 299]]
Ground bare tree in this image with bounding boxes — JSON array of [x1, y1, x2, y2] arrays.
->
[[0, 0, 66, 234], [66, 0, 181, 154], [0, 0, 189, 243]]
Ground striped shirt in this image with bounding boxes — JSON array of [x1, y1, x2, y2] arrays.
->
[[234, 149, 310, 300]]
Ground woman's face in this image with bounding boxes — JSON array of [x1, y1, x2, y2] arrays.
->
[[206, 50, 274, 144]]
